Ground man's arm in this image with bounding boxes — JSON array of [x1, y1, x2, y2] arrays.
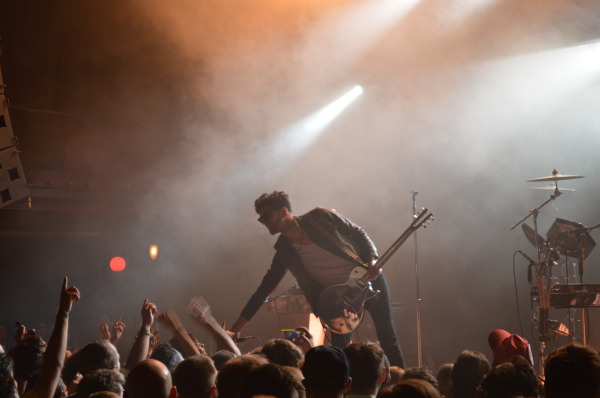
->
[[188, 297, 241, 356], [157, 311, 202, 358], [28, 276, 80, 398], [125, 298, 157, 370], [236, 251, 288, 325]]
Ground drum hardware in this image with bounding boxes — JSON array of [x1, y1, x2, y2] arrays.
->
[[511, 169, 585, 376]]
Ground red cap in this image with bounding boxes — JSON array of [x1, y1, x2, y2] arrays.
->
[[488, 329, 531, 365]]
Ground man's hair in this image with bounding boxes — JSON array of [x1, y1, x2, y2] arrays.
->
[[62, 349, 82, 385], [0, 374, 18, 398], [254, 191, 291, 213], [240, 363, 304, 398], [259, 339, 304, 368], [9, 335, 46, 381], [79, 340, 120, 375], [452, 350, 490, 398], [173, 355, 217, 398], [343, 342, 386, 393], [480, 355, 538, 398], [150, 344, 184, 374], [544, 343, 600, 398], [435, 363, 453, 398], [0, 353, 13, 377], [76, 369, 125, 398], [211, 350, 237, 371], [385, 378, 442, 398], [217, 354, 269, 398], [89, 392, 121, 398], [403, 367, 440, 392]]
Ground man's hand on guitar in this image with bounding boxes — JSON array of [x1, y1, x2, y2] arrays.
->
[[365, 259, 381, 281]]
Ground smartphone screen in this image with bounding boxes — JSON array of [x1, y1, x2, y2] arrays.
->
[[281, 329, 301, 342]]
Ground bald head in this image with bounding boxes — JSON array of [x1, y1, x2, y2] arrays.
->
[[126, 359, 174, 398]]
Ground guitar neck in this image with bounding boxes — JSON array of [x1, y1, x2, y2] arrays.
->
[[361, 210, 432, 281], [375, 225, 418, 270]]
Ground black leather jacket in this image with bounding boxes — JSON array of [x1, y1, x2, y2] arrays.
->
[[239, 207, 378, 320]]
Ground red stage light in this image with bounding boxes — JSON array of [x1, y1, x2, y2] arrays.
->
[[110, 256, 126, 272]]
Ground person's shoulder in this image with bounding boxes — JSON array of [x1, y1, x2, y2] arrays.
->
[[304, 207, 335, 217]]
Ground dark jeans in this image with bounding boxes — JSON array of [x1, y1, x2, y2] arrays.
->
[[330, 274, 405, 368]]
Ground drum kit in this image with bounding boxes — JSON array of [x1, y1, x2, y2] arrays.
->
[[511, 169, 599, 374]]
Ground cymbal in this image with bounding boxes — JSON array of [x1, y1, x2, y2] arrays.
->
[[547, 218, 596, 260], [527, 170, 584, 182]]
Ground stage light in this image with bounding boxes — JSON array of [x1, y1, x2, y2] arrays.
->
[[110, 256, 127, 272], [278, 85, 364, 154], [149, 244, 159, 260]]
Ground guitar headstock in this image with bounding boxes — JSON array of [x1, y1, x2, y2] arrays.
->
[[412, 208, 434, 229]]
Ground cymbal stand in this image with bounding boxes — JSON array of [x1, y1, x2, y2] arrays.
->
[[511, 187, 562, 377]]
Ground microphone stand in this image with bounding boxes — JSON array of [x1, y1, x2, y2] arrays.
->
[[412, 191, 423, 367], [510, 186, 562, 378]]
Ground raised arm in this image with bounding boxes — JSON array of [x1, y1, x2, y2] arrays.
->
[[188, 297, 241, 356], [125, 299, 157, 370], [27, 276, 80, 398], [157, 311, 201, 358]]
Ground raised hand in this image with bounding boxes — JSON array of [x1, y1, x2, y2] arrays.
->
[[157, 311, 183, 333], [111, 319, 125, 344], [100, 323, 111, 340], [141, 299, 157, 328], [293, 326, 314, 355], [187, 297, 212, 324], [101, 319, 125, 344], [59, 276, 80, 315]]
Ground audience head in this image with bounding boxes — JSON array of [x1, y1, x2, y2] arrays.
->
[[211, 350, 237, 371], [451, 350, 490, 398], [343, 342, 386, 394], [488, 330, 532, 366], [479, 355, 538, 398], [0, 353, 13, 378], [544, 343, 600, 398], [217, 354, 269, 398], [241, 363, 304, 398], [62, 348, 82, 386], [89, 392, 121, 398], [389, 366, 405, 386], [0, 374, 19, 398], [173, 355, 217, 398], [302, 345, 351, 395], [126, 359, 176, 398], [80, 340, 120, 375], [10, 335, 46, 382], [260, 338, 304, 368], [403, 367, 439, 392], [150, 343, 184, 374], [76, 368, 125, 398], [383, 379, 442, 398], [435, 363, 453, 398]]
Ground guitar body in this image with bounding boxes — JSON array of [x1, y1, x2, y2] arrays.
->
[[318, 267, 374, 334], [318, 209, 433, 334]]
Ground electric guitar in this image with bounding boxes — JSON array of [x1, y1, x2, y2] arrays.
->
[[317, 208, 434, 334]]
